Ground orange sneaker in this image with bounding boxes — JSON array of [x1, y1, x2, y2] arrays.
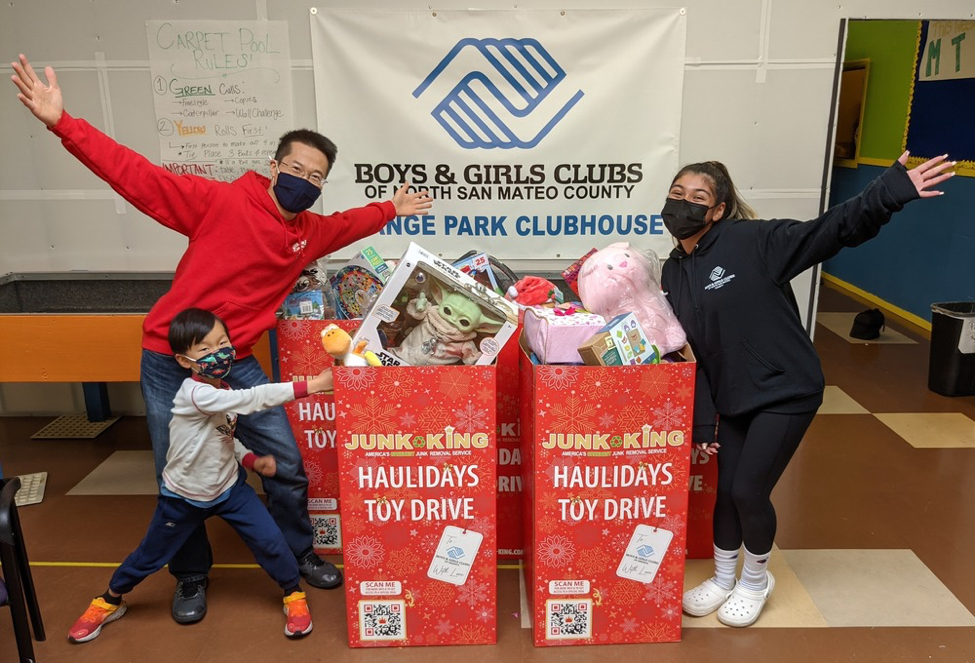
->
[[68, 597, 127, 643], [283, 591, 313, 638]]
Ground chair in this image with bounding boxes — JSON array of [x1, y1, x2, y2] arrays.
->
[[0, 478, 46, 662]]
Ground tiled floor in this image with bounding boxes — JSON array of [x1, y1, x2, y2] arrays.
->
[[2, 281, 975, 662]]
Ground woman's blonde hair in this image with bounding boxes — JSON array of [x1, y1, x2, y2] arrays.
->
[[671, 161, 758, 220]]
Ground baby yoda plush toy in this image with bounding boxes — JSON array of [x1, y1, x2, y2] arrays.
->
[[391, 282, 505, 366], [321, 324, 381, 367]]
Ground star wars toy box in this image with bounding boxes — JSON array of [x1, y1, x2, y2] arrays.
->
[[350, 243, 519, 367], [334, 365, 498, 647], [276, 318, 357, 554], [520, 335, 695, 646]]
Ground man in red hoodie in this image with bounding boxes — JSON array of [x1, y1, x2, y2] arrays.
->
[[11, 54, 432, 624]]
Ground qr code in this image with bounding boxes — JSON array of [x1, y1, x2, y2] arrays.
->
[[359, 600, 407, 641], [311, 514, 341, 550], [545, 599, 592, 640]]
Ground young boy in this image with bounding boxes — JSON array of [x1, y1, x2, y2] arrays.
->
[[68, 308, 333, 642]]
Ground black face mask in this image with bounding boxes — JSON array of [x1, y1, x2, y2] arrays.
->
[[273, 171, 322, 214], [661, 198, 712, 240]]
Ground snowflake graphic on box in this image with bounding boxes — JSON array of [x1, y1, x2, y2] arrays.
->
[[386, 547, 418, 576], [340, 366, 377, 391], [538, 534, 576, 568], [303, 460, 324, 488], [418, 405, 449, 430], [424, 580, 456, 607], [434, 619, 454, 635], [456, 578, 489, 608], [456, 623, 490, 644], [638, 369, 672, 398], [612, 579, 642, 606], [660, 514, 686, 538], [538, 365, 579, 391], [575, 547, 606, 575], [349, 396, 398, 434], [346, 535, 385, 569], [439, 371, 474, 399], [642, 576, 678, 606], [453, 402, 489, 433], [652, 400, 686, 429], [549, 393, 598, 433], [278, 319, 308, 342], [379, 373, 415, 400], [598, 411, 617, 429], [283, 342, 328, 377], [579, 370, 618, 393]]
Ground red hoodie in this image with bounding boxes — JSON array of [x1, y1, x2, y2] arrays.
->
[[51, 112, 395, 357]]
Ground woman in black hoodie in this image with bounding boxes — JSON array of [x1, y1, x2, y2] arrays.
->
[[661, 153, 954, 627]]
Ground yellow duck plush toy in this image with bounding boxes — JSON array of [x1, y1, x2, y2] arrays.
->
[[321, 324, 382, 367]]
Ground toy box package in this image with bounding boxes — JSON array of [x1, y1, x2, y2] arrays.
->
[[352, 243, 519, 367], [452, 252, 502, 295], [579, 313, 658, 367], [281, 256, 337, 320], [330, 246, 392, 319], [523, 308, 606, 365]]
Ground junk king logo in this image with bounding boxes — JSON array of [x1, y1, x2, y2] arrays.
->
[[345, 426, 489, 450], [543, 425, 685, 450], [413, 37, 584, 149]]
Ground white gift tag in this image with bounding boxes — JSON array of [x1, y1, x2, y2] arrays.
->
[[615, 524, 673, 584], [427, 525, 483, 586]]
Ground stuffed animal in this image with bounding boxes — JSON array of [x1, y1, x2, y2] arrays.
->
[[321, 324, 381, 367], [391, 283, 506, 365], [577, 242, 686, 354]]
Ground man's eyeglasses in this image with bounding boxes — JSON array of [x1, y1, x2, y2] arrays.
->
[[278, 160, 327, 188]]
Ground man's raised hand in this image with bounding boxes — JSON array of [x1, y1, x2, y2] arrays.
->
[[10, 54, 63, 128], [392, 182, 434, 217]]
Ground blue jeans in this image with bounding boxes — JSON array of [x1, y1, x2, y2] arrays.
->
[[141, 349, 313, 580], [110, 470, 301, 594]]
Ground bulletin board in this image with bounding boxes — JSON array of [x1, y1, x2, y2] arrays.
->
[[905, 20, 975, 176]]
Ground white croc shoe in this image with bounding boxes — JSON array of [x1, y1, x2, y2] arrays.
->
[[682, 577, 736, 617], [716, 571, 775, 627]]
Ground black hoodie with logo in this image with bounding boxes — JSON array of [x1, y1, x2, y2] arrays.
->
[[661, 162, 919, 444]]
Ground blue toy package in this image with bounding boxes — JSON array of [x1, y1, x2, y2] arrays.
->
[[281, 290, 327, 320]]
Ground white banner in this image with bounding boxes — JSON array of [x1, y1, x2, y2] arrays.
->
[[146, 20, 294, 181], [311, 9, 686, 261], [920, 21, 975, 82]]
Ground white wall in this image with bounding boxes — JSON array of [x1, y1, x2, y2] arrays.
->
[[1, 0, 972, 414]]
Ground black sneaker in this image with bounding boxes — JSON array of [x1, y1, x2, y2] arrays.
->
[[297, 551, 343, 589], [172, 577, 208, 624]]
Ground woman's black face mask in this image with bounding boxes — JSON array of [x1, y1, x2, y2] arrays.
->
[[661, 198, 713, 240]]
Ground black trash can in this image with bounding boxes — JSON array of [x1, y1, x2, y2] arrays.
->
[[928, 302, 975, 397]]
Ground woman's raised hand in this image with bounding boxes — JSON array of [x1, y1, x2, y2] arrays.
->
[[899, 151, 956, 198]]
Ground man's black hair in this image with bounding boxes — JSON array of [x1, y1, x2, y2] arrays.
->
[[168, 308, 230, 355], [274, 129, 338, 177]]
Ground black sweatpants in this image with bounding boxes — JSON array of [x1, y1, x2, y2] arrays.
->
[[712, 409, 818, 555]]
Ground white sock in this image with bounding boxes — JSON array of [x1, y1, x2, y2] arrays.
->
[[712, 545, 739, 590], [739, 546, 770, 592]]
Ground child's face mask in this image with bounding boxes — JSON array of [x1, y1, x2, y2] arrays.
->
[[186, 346, 236, 379]]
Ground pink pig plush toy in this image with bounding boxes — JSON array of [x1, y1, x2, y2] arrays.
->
[[577, 242, 687, 354]]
